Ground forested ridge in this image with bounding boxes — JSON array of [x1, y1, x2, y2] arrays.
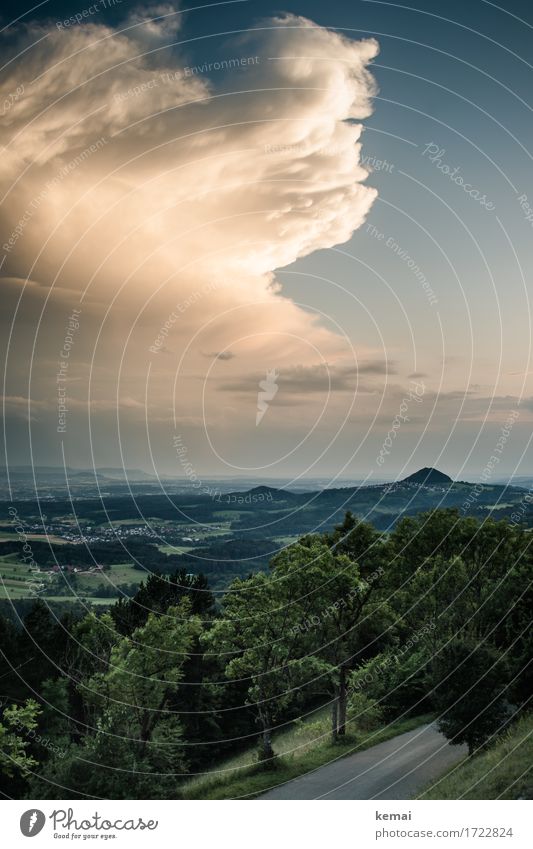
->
[[0, 509, 530, 799]]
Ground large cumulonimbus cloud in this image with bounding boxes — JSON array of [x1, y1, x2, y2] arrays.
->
[[0, 7, 380, 468]]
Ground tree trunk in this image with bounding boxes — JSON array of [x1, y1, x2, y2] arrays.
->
[[140, 711, 152, 746], [260, 727, 274, 761], [338, 666, 347, 736], [331, 697, 338, 742]]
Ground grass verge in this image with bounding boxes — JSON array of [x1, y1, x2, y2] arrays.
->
[[178, 712, 433, 800], [419, 712, 532, 800]]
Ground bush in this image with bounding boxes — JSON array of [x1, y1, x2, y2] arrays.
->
[[432, 639, 510, 755], [349, 646, 433, 719], [347, 692, 383, 732]]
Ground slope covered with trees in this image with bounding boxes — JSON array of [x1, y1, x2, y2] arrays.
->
[[0, 509, 530, 799]]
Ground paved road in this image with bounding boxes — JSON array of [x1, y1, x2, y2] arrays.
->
[[260, 722, 467, 800]]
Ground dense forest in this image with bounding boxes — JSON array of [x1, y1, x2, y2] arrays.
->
[[0, 509, 530, 799]]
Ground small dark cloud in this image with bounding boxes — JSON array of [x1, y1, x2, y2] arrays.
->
[[359, 360, 396, 375], [407, 371, 427, 380], [203, 350, 236, 361], [219, 361, 394, 393]]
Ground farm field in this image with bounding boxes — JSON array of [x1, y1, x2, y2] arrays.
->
[[0, 558, 141, 602], [0, 531, 69, 545]]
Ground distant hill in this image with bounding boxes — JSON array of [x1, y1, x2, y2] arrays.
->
[[0, 465, 156, 483], [96, 467, 155, 481], [402, 467, 452, 485], [224, 485, 299, 503]]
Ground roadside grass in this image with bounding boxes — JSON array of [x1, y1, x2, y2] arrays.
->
[[419, 713, 532, 800], [178, 710, 433, 800]]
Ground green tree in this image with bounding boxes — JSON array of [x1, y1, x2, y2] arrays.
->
[[274, 532, 389, 740], [204, 569, 325, 761], [0, 699, 40, 778], [90, 599, 201, 744], [432, 639, 510, 755], [33, 600, 201, 798], [111, 570, 214, 635]]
